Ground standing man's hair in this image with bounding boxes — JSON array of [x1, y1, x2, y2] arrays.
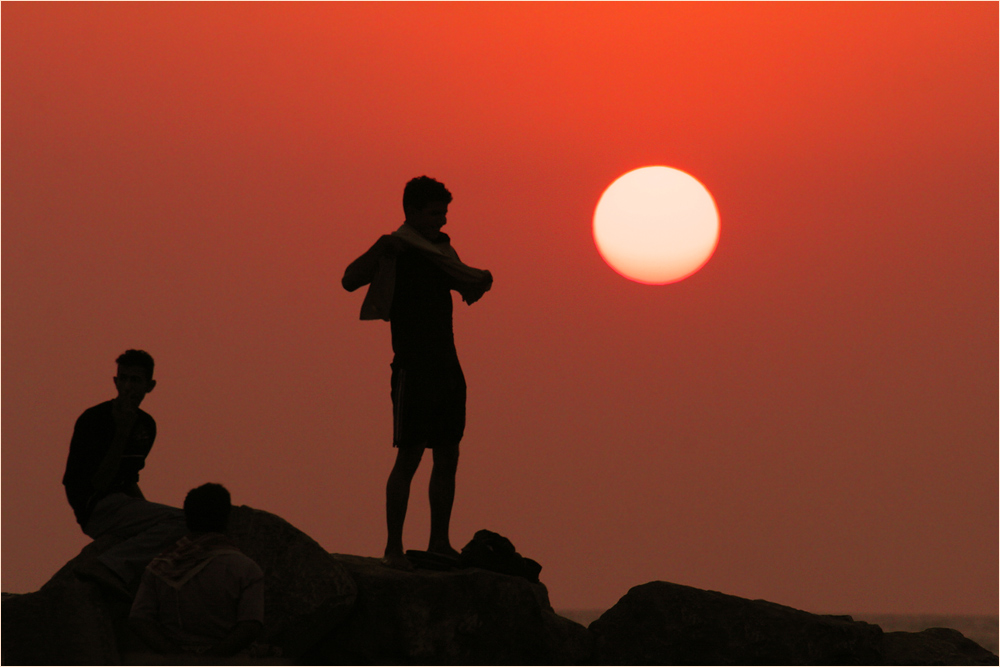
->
[[116, 349, 155, 379], [184, 483, 232, 533], [403, 176, 452, 215]]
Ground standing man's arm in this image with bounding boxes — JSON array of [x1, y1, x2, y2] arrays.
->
[[458, 269, 493, 305], [342, 235, 404, 292]]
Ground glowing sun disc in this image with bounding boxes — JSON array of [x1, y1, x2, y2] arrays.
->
[[593, 166, 720, 284]]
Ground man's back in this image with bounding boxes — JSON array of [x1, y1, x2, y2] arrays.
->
[[130, 534, 265, 650]]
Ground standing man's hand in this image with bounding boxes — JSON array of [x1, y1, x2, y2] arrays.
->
[[461, 270, 493, 305]]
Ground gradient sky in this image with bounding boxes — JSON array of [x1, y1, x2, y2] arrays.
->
[[3, 3, 997, 616]]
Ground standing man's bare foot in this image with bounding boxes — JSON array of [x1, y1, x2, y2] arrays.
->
[[381, 551, 415, 571]]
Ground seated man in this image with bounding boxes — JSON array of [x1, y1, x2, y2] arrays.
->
[[63, 349, 186, 594], [129, 483, 265, 657]]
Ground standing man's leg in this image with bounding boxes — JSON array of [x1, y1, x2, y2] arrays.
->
[[384, 445, 424, 568], [428, 442, 459, 556]]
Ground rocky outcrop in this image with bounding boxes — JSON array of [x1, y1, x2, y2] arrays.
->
[[881, 627, 1000, 666], [1, 506, 356, 664], [589, 581, 998, 666], [223, 506, 357, 657], [2, 536, 127, 665], [3, 508, 996, 666], [305, 553, 590, 665]]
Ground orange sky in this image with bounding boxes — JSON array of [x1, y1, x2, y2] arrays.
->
[[3, 3, 997, 615]]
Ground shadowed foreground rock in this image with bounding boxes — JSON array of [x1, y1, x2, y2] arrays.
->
[[2, 536, 127, 665], [3, 508, 996, 665], [589, 581, 997, 665], [1, 506, 356, 665], [304, 553, 590, 665], [223, 506, 357, 657], [881, 627, 1000, 666]]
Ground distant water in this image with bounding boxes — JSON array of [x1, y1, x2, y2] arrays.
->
[[556, 609, 999, 655]]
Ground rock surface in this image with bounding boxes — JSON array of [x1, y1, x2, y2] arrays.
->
[[3, 508, 996, 666], [589, 580, 997, 665], [224, 505, 357, 657], [305, 553, 590, 665], [2, 506, 356, 664], [2, 536, 127, 665], [881, 627, 1000, 666]]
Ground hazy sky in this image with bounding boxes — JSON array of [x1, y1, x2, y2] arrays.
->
[[3, 3, 997, 615]]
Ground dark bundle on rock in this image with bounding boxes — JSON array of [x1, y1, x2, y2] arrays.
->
[[459, 529, 542, 583]]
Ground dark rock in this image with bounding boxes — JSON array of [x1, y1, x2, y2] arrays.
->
[[590, 581, 999, 666], [2, 536, 126, 665], [881, 627, 999, 665], [2, 506, 356, 665], [224, 505, 357, 657], [7, 510, 995, 666], [590, 580, 885, 665], [307, 553, 592, 665]]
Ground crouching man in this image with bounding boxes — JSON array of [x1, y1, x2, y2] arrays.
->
[[129, 483, 265, 658]]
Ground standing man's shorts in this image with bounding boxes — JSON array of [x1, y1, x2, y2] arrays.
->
[[390, 359, 466, 449]]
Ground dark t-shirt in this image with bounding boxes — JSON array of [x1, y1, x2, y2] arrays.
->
[[62, 400, 156, 526], [390, 242, 461, 367]]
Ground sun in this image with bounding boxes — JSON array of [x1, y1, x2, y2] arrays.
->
[[593, 166, 720, 285]]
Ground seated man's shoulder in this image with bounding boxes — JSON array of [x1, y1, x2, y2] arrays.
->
[[214, 549, 265, 580]]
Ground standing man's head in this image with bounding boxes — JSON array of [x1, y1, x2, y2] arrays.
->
[[184, 483, 232, 533], [403, 176, 452, 241], [114, 349, 156, 413]]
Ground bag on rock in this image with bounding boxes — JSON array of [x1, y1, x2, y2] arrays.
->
[[459, 529, 542, 583]]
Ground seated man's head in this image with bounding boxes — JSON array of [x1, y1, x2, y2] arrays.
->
[[114, 349, 156, 412], [403, 176, 452, 241], [184, 483, 232, 534]]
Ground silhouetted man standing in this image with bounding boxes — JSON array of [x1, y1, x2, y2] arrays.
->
[[63, 349, 185, 594], [343, 176, 493, 569]]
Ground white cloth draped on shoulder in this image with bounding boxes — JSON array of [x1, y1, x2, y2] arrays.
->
[[360, 223, 491, 321], [146, 533, 244, 590]]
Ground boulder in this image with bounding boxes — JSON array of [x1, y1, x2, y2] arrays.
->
[[590, 580, 885, 664], [6, 510, 995, 666], [881, 627, 1000, 666], [223, 505, 357, 657], [2, 506, 356, 665], [589, 581, 998, 666], [306, 553, 592, 665], [2, 536, 127, 665]]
